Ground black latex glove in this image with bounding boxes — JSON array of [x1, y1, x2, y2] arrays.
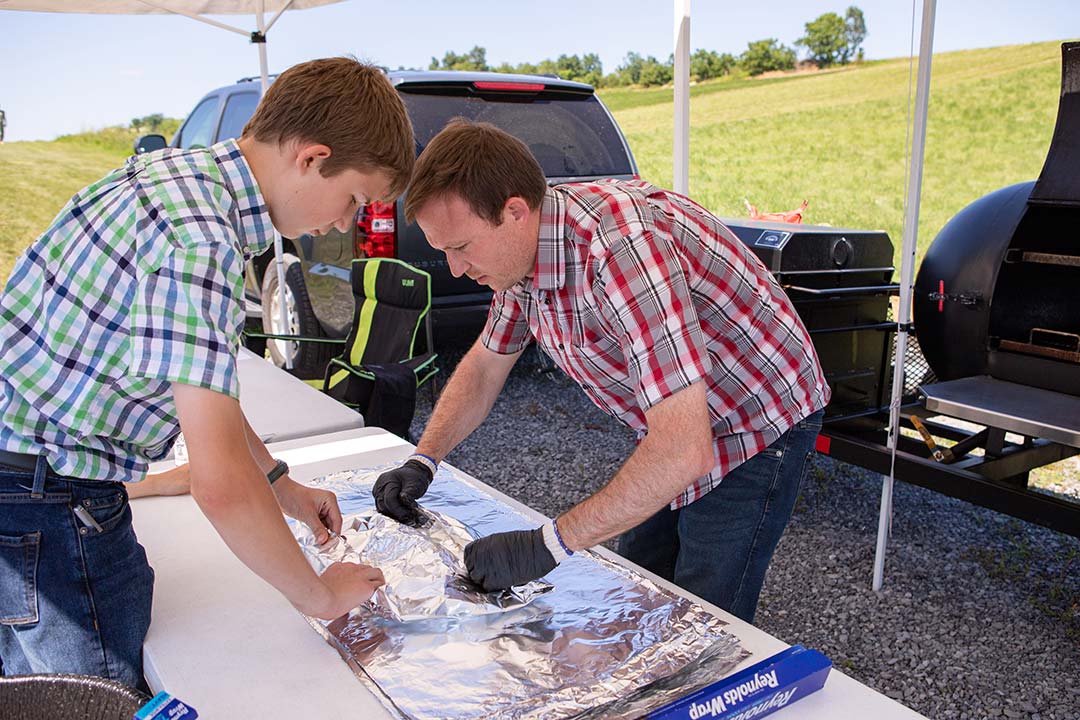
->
[[372, 459, 432, 527], [464, 528, 557, 592]]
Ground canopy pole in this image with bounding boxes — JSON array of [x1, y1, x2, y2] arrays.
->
[[256, 0, 270, 95], [673, 0, 691, 195], [873, 0, 937, 591], [254, 1, 293, 371]]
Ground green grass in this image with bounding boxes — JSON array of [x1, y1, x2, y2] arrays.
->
[[604, 41, 1065, 265], [0, 122, 180, 285], [0, 140, 130, 283], [2, 41, 1067, 284]]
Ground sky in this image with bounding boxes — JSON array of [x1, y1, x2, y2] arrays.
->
[[1, 0, 1078, 142]]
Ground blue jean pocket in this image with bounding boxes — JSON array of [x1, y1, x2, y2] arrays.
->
[[0, 531, 41, 625], [72, 487, 128, 535]]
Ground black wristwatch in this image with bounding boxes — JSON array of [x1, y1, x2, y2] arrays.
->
[[266, 459, 289, 485]]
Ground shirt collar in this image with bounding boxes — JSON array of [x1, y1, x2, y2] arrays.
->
[[529, 187, 566, 292], [211, 139, 275, 258]]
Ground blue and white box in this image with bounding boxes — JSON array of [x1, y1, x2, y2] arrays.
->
[[133, 691, 198, 720], [645, 645, 831, 719]]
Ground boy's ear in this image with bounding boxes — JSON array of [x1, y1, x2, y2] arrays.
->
[[294, 142, 332, 174]]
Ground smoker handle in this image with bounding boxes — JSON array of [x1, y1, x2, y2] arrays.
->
[[783, 284, 900, 296]]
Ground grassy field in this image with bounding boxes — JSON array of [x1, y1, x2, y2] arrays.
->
[[603, 41, 1062, 264], [0, 140, 126, 280], [0, 41, 1066, 282], [0, 123, 180, 283]]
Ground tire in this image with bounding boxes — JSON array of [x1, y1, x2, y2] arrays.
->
[[260, 253, 332, 379]]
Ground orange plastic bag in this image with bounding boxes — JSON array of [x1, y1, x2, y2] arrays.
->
[[744, 199, 808, 224]]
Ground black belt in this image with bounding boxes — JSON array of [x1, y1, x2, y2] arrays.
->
[[0, 449, 45, 472]]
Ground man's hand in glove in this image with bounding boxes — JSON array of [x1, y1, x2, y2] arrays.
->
[[464, 519, 572, 592], [372, 454, 435, 526]]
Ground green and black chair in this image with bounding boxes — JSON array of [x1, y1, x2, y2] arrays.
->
[[248, 258, 438, 438], [321, 258, 438, 437]]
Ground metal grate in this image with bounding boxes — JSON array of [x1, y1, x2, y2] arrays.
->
[[889, 331, 936, 403]]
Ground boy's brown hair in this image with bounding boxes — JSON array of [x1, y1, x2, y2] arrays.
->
[[243, 57, 415, 199], [404, 119, 547, 225]]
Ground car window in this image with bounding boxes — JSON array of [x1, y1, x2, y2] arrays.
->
[[216, 92, 260, 142], [400, 91, 633, 178], [176, 96, 221, 150]]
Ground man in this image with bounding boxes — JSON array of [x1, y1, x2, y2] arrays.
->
[[0, 58, 414, 687], [373, 120, 829, 623]]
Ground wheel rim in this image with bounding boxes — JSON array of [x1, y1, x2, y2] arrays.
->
[[267, 282, 300, 363]]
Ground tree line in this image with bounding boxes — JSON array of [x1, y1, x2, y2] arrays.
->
[[429, 7, 867, 88]]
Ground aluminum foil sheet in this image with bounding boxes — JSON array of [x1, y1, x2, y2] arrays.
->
[[290, 463, 749, 720], [293, 509, 553, 622]]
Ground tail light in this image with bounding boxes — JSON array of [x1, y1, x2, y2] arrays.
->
[[472, 81, 545, 92], [355, 201, 397, 258]]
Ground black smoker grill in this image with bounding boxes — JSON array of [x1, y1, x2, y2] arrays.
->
[[914, 43, 1080, 398], [794, 42, 1080, 539]]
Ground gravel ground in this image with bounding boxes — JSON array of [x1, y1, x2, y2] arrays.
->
[[413, 326, 1080, 720]]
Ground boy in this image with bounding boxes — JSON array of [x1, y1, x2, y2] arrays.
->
[[0, 57, 414, 688]]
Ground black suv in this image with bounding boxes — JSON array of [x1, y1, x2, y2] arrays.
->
[[139, 70, 638, 373]]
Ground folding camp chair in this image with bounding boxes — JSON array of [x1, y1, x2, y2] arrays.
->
[[247, 258, 438, 438], [319, 258, 438, 437]]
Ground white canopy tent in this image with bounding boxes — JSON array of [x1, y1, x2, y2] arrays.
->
[[0, 0, 345, 369], [670, 0, 938, 590]]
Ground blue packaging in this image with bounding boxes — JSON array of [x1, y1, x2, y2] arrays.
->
[[133, 691, 198, 720], [644, 645, 831, 719]]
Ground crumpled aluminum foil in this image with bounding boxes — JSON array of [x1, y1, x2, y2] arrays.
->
[[290, 464, 749, 720], [293, 508, 552, 622]]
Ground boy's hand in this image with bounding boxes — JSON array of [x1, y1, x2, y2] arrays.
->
[[272, 477, 343, 544], [301, 562, 385, 619], [127, 464, 192, 499]]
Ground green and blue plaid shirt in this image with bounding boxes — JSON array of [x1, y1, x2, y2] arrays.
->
[[0, 140, 273, 482]]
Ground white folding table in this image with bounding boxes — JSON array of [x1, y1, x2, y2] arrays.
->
[[133, 427, 927, 719], [235, 346, 364, 443]]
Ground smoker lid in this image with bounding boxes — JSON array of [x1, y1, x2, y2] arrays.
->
[[1029, 42, 1080, 207]]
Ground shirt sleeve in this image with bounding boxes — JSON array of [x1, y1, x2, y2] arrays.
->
[[595, 201, 713, 412], [480, 289, 533, 355], [126, 239, 245, 398]]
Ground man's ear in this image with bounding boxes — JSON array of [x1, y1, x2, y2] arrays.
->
[[504, 196, 531, 224], [294, 142, 332, 174]]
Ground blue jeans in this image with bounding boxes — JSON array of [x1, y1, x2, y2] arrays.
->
[[0, 456, 154, 689], [619, 410, 824, 623]]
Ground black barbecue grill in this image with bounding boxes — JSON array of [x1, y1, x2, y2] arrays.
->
[[914, 44, 1080, 399], [804, 42, 1080, 539]]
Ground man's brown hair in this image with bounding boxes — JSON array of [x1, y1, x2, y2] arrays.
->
[[243, 57, 415, 199], [404, 119, 547, 225]]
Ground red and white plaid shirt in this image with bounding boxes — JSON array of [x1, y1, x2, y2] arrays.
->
[[481, 180, 830, 508]]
